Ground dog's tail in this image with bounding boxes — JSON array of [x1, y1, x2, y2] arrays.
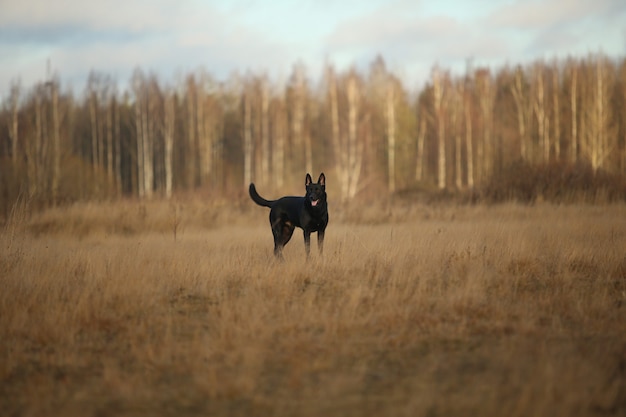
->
[[249, 183, 275, 208]]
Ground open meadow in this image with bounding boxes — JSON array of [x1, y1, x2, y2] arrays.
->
[[1, 199, 625, 416]]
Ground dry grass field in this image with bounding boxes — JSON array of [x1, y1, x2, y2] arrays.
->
[[1, 199, 625, 417]]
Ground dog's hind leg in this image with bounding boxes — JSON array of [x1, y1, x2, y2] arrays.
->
[[271, 217, 295, 259], [273, 242, 284, 259]]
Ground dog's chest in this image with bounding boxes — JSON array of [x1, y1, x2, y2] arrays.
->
[[305, 212, 327, 232]]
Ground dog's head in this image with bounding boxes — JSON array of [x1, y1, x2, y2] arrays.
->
[[305, 173, 326, 208]]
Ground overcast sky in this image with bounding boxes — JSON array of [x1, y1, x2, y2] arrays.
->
[[1, 0, 625, 97]]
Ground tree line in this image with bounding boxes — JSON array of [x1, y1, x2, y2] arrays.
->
[[1, 53, 626, 215]]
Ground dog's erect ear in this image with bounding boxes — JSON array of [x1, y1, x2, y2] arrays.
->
[[318, 173, 325, 187], [305, 173, 312, 186]]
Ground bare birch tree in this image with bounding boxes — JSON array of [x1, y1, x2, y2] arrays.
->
[[163, 90, 175, 199], [196, 72, 217, 186], [273, 91, 287, 189], [326, 66, 363, 200], [144, 78, 157, 198], [132, 70, 154, 198], [37, 84, 49, 196], [346, 71, 363, 199], [532, 64, 549, 163], [463, 77, 475, 188], [432, 67, 448, 189], [619, 59, 626, 173], [476, 68, 495, 181], [243, 87, 253, 190], [510, 66, 531, 161], [386, 78, 396, 192], [185, 75, 197, 188], [113, 93, 122, 195], [87, 74, 100, 174], [451, 82, 463, 189], [415, 104, 427, 182], [289, 64, 312, 176], [196, 77, 208, 183], [260, 76, 271, 187], [25, 84, 49, 198], [327, 65, 341, 185], [133, 85, 144, 197], [8, 82, 20, 166], [581, 55, 615, 171], [104, 83, 117, 194], [49, 79, 61, 205], [551, 60, 561, 160], [568, 60, 579, 163]]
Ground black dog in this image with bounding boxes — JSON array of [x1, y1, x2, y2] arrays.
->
[[249, 173, 328, 259]]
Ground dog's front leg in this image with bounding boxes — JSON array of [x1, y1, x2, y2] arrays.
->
[[317, 229, 325, 255], [303, 230, 312, 258]]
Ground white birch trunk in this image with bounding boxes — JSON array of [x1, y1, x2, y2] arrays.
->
[[274, 96, 286, 189], [452, 86, 463, 189], [511, 68, 528, 161], [479, 74, 494, 179], [89, 91, 99, 174], [328, 68, 347, 197], [552, 63, 561, 160], [570, 65, 578, 163], [243, 91, 253, 190], [261, 78, 270, 186], [186, 85, 196, 188], [433, 68, 447, 190], [50, 81, 61, 205], [114, 95, 122, 195], [106, 94, 114, 188], [196, 87, 206, 181], [415, 113, 426, 182], [386, 80, 396, 193], [464, 92, 474, 189], [347, 74, 362, 199], [292, 67, 312, 175], [533, 67, 549, 163], [143, 89, 153, 199], [9, 84, 19, 166], [164, 92, 175, 199], [135, 92, 145, 198]]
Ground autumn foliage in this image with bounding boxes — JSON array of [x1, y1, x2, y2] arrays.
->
[[2, 54, 626, 218]]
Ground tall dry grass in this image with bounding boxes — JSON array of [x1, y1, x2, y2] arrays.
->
[[1, 200, 625, 416]]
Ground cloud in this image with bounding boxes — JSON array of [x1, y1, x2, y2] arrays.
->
[[325, 2, 512, 75], [487, 0, 624, 30], [0, 0, 184, 32], [0, 0, 289, 92], [0, 0, 624, 97], [484, 0, 626, 61]]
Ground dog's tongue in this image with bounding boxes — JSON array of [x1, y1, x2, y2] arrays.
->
[[311, 199, 318, 207]]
